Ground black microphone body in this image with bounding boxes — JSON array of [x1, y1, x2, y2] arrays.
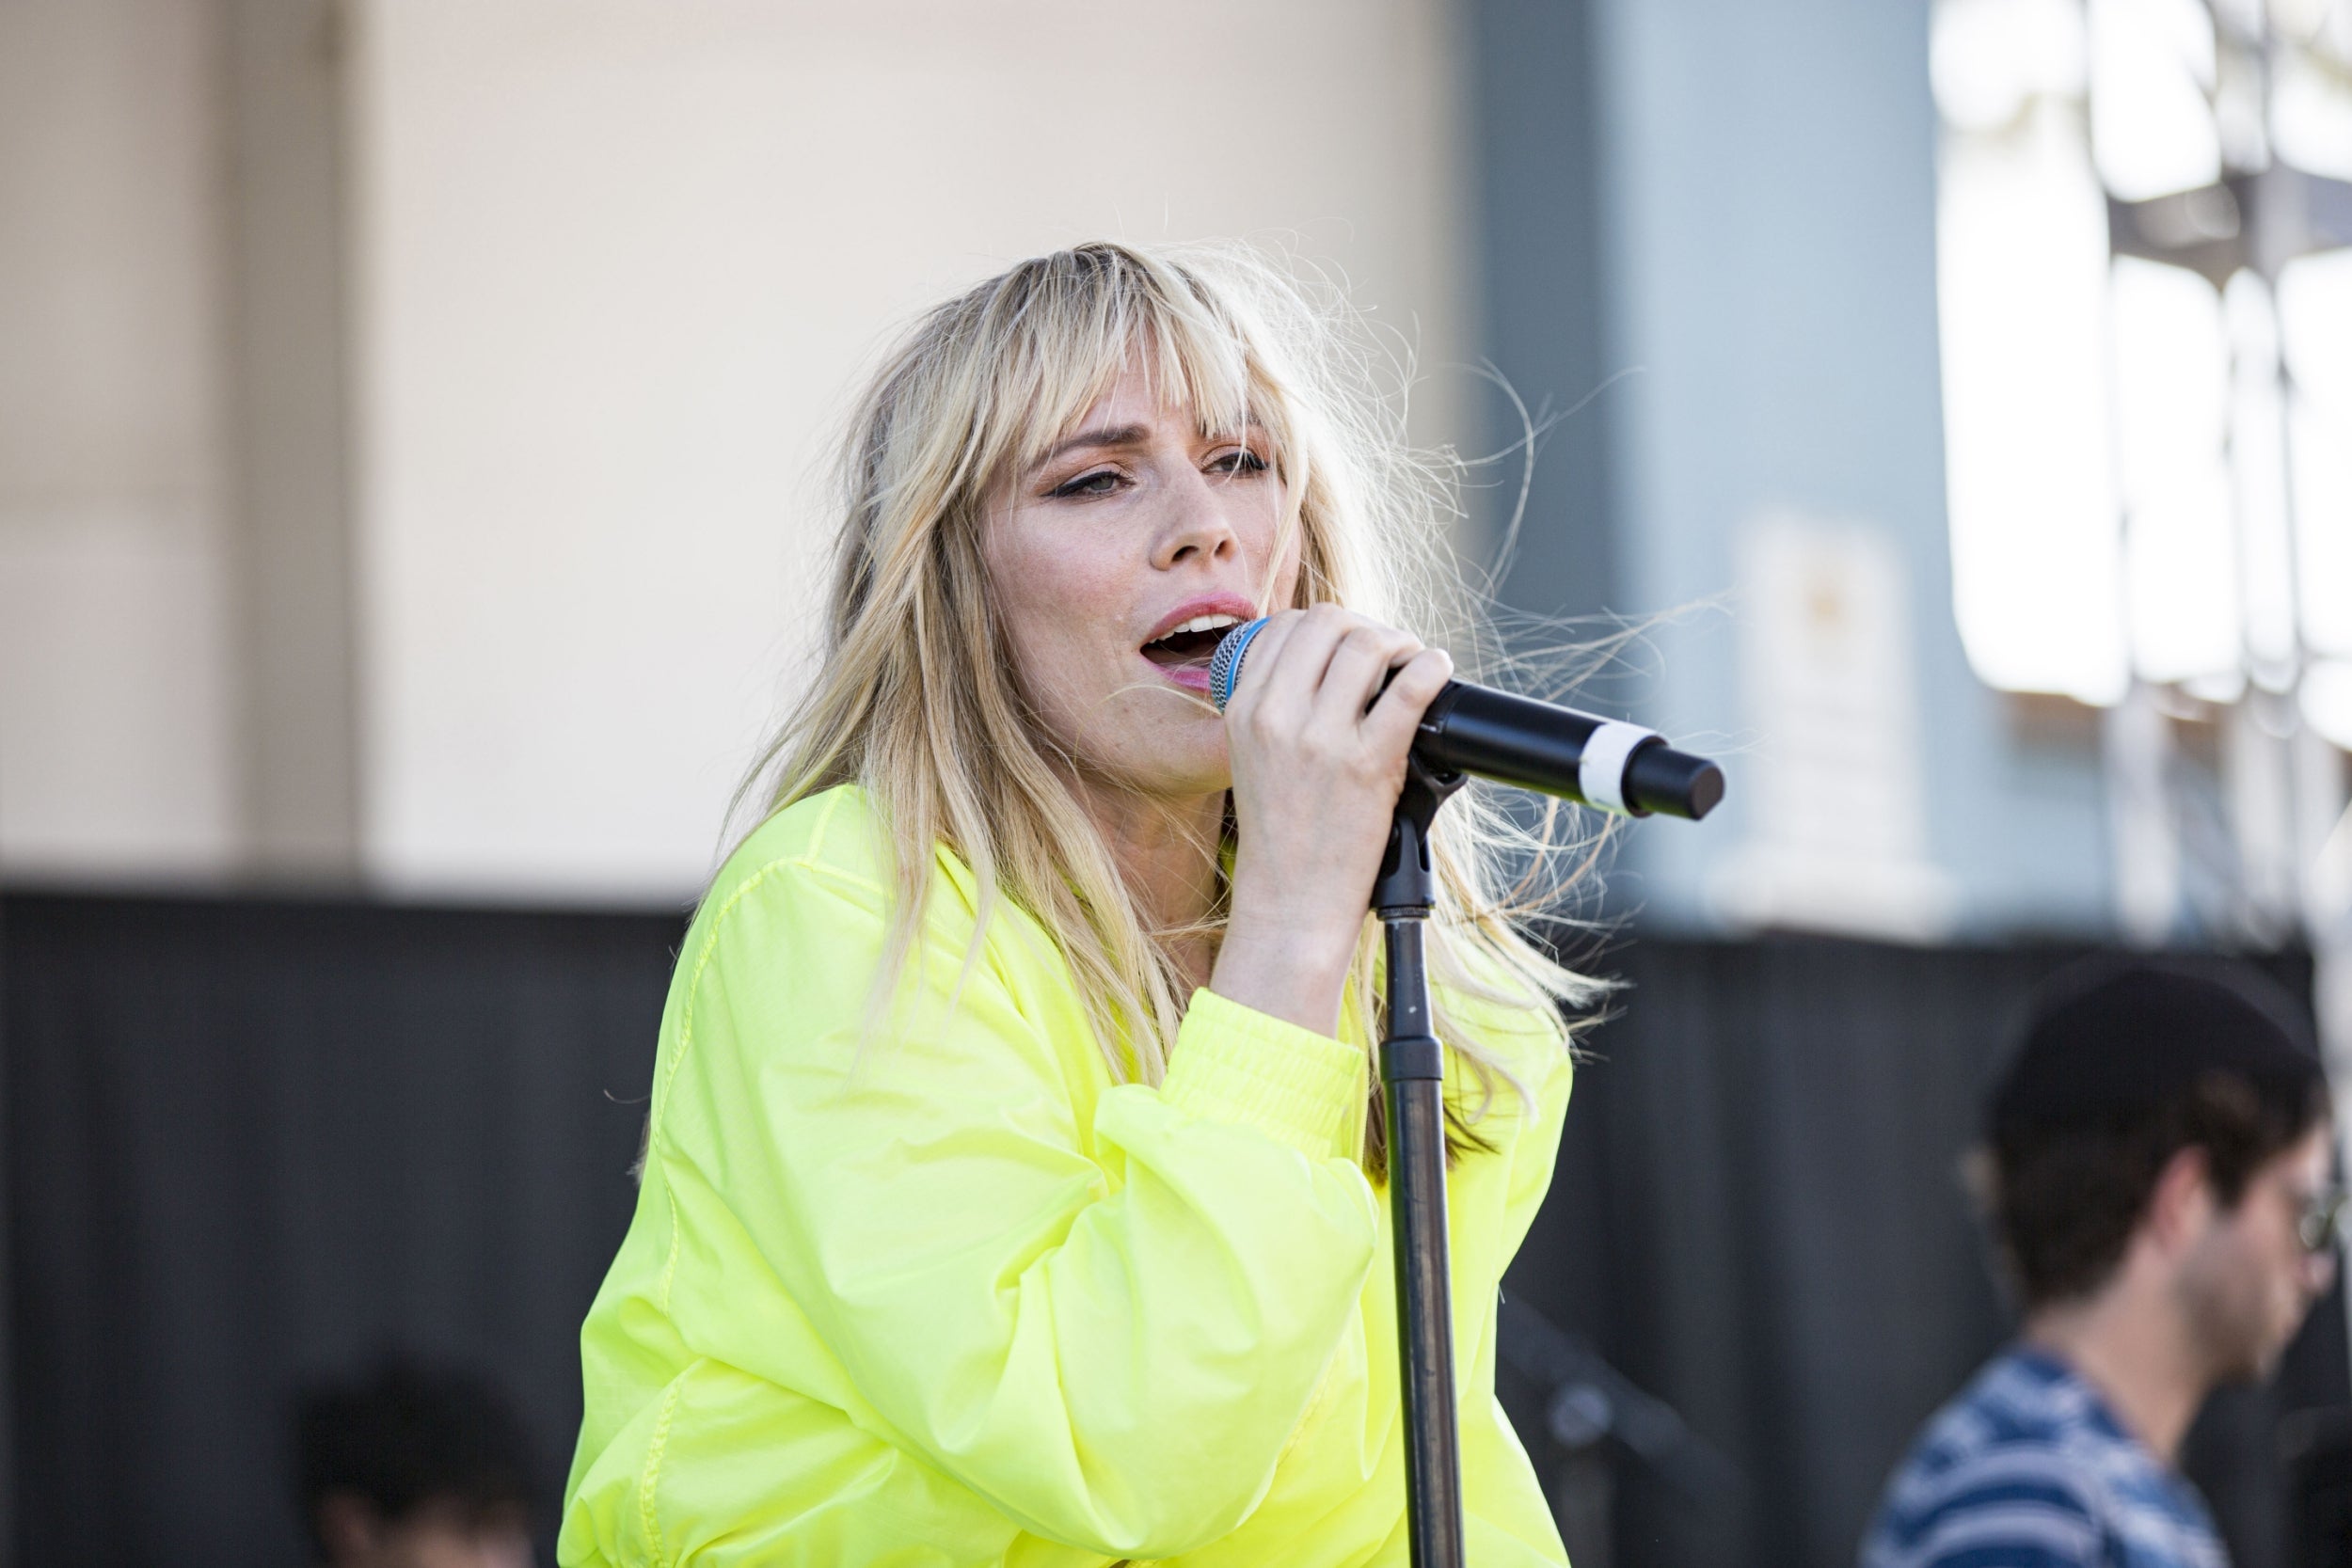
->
[[1414, 681, 1724, 820], [1206, 619, 1724, 821]]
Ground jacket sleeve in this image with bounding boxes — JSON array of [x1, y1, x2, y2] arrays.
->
[[1498, 1006, 1574, 1259], [645, 852, 1383, 1559], [1463, 987, 1579, 1566]]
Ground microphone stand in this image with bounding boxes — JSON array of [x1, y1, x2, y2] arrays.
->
[[1373, 753, 1468, 1568]]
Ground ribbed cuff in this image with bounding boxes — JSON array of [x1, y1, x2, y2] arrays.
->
[[1161, 989, 1366, 1160]]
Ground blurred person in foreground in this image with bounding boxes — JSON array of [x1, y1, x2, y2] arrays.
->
[[297, 1358, 538, 1568], [1862, 958, 2340, 1568], [561, 243, 1596, 1564]]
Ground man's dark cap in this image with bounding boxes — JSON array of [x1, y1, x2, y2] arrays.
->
[[1987, 956, 2326, 1135]]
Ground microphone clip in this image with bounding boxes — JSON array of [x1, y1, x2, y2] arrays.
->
[[1373, 753, 1466, 920]]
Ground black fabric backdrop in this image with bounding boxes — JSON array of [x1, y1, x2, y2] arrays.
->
[[2, 894, 675, 1567], [4, 892, 2343, 1567]]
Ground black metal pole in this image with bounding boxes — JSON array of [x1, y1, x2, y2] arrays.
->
[[1373, 759, 1466, 1568]]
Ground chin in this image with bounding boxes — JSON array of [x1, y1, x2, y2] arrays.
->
[[1128, 735, 1232, 798], [1086, 746, 1229, 801], [2232, 1325, 2298, 1386], [1156, 757, 1235, 799]]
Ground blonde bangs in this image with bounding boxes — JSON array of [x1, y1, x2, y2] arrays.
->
[[977, 251, 1280, 494]]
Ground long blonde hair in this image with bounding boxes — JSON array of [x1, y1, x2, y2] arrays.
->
[[738, 241, 1604, 1174]]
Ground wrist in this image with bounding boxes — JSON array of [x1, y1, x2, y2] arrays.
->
[[1211, 909, 1362, 1037]]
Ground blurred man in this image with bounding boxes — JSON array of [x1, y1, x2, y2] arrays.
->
[[1862, 958, 2340, 1568], [296, 1357, 539, 1568]]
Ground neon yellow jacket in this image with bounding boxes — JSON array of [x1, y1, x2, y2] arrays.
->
[[560, 785, 1574, 1566]]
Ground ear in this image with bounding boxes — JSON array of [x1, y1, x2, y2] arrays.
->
[[2144, 1144, 2218, 1254], [313, 1491, 383, 1565]]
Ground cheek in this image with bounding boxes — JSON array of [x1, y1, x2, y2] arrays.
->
[[1265, 503, 1307, 603], [1273, 541, 1304, 608], [985, 517, 1066, 641], [983, 522, 1128, 728], [993, 599, 1097, 737], [2249, 1225, 2311, 1320], [991, 510, 1129, 626], [984, 520, 1056, 626]]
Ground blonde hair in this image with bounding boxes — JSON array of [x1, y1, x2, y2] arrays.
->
[[739, 241, 1604, 1175]]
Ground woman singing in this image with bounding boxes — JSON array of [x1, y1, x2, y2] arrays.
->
[[561, 242, 1595, 1565]]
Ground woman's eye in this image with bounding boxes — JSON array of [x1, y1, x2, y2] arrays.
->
[[1212, 449, 1269, 477], [1050, 468, 1122, 499]]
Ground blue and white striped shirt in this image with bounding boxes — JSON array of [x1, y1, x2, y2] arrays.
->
[[1860, 1346, 2228, 1568]]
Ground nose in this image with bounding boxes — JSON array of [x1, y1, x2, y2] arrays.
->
[[1150, 466, 1241, 570]]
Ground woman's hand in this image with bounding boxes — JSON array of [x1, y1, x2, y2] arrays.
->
[[1209, 606, 1454, 1037]]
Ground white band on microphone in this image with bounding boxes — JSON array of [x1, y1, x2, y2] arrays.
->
[[1578, 720, 1659, 815]]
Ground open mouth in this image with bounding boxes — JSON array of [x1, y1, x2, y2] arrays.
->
[[1140, 613, 1242, 673]]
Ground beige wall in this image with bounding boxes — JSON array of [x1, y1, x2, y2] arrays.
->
[[0, 0, 243, 880], [351, 0, 1479, 900], [2, 0, 1478, 899]]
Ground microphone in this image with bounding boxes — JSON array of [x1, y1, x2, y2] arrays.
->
[[1207, 619, 1724, 821]]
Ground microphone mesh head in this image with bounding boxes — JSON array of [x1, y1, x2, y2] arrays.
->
[[1207, 619, 1269, 712]]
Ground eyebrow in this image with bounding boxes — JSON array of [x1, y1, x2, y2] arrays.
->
[[1034, 424, 1150, 469], [1032, 418, 1272, 472]]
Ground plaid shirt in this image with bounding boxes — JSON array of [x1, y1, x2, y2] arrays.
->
[[1860, 1346, 2229, 1568]]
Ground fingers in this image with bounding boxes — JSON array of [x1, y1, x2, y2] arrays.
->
[[1222, 607, 1330, 733], [1214, 608, 1453, 1028], [1313, 621, 1424, 732], [1362, 645, 1454, 752], [1227, 606, 1420, 729], [1218, 608, 1306, 716]]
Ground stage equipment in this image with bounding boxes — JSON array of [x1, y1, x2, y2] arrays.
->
[[1209, 619, 1724, 1567]]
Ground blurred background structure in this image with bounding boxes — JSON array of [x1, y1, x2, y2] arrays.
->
[[3, 0, 2349, 1564]]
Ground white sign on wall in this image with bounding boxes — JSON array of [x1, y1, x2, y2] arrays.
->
[[1712, 509, 1958, 941]]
